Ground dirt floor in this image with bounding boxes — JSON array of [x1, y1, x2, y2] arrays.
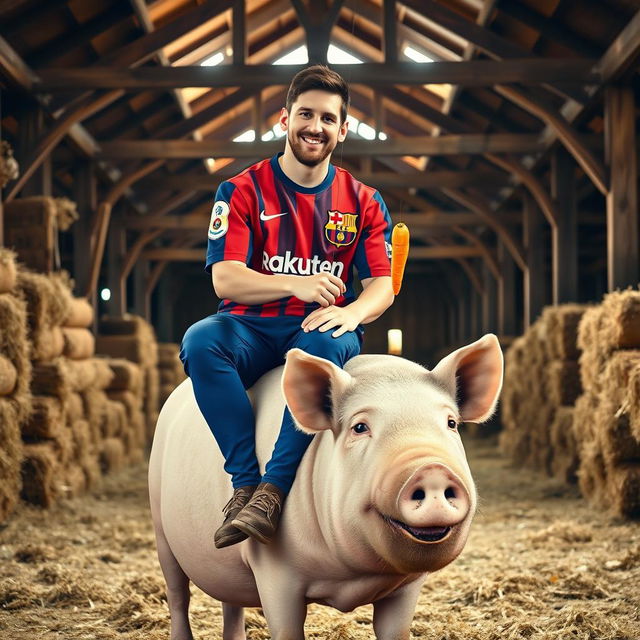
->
[[1, 436, 639, 640]]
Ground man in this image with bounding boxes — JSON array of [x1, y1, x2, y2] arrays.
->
[[180, 64, 395, 549]]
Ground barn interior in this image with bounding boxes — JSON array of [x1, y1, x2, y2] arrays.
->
[[0, 1, 639, 638]]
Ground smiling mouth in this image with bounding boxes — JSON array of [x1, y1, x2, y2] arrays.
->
[[384, 515, 453, 543], [300, 135, 325, 146]]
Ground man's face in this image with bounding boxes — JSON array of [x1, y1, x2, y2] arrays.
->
[[280, 90, 349, 167]]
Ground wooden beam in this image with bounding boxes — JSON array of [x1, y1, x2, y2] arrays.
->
[[98, 0, 234, 67], [497, 240, 517, 336], [494, 85, 608, 196], [596, 9, 640, 83], [605, 86, 638, 291], [383, 0, 397, 63], [98, 134, 548, 159], [0, 34, 37, 89], [233, 0, 246, 65], [35, 60, 599, 91]]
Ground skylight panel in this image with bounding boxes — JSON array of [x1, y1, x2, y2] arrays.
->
[[233, 130, 256, 142], [200, 51, 224, 67], [403, 45, 433, 63]]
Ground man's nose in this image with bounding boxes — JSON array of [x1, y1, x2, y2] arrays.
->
[[307, 116, 323, 132]]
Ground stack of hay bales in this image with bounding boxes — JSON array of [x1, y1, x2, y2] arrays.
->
[[96, 315, 160, 440], [499, 304, 587, 480], [4, 197, 79, 273], [574, 290, 640, 518], [158, 343, 187, 407], [105, 358, 147, 465], [0, 249, 32, 522], [17, 269, 74, 507]]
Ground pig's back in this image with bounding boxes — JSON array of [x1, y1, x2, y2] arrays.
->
[[148, 367, 287, 604]]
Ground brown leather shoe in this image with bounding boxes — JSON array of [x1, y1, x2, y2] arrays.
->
[[231, 482, 285, 544], [214, 485, 257, 549]]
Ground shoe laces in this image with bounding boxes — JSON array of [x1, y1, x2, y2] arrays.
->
[[249, 490, 282, 518], [223, 487, 255, 517]]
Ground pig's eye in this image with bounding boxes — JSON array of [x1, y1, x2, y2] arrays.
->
[[352, 423, 369, 435], [447, 418, 458, 430]]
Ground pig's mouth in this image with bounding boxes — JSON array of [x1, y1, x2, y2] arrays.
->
[[385, 516, 453, 543]]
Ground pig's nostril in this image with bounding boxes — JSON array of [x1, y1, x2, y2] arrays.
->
[[411, 489, 426, 501], [444, 487, 457, 501]]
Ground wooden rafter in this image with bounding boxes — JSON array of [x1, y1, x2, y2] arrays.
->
[[34, 59, 599, 90], [97, 134, 549, 159]]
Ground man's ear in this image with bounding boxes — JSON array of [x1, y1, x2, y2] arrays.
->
[[430, 334, 504, 423], [279, 107, 288, 132], [338, 117, 348, 142], [282, 348, 352, 436]]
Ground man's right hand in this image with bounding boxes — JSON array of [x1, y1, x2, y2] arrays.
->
[[289, 273, 346, 307]]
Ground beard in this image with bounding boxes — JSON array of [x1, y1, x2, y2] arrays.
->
[[287, 129, 337, 167]]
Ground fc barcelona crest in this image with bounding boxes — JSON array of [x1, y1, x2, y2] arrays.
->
[[325, 210, 358, 248]]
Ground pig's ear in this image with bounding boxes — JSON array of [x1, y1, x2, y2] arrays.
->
[[282, 348, 352, 435], [430, 334, 503, 423]]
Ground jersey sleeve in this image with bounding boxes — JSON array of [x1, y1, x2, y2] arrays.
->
[[205, 180, 254, 273], [352, 190, 392, 279]]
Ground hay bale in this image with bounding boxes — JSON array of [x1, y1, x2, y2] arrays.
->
[[96, 335, 147, 364], [60, 464, 87, 498], [70, 420, 92, 460], [577, 440, 608, 505], [22, 396, 64, 439], [64, 297, 93, 328], [0, 399, 23, 523], [51, 424, 74, 467], [54, 197, 79, 232], [31, 360, 71, 397], [62, 328, 95, 360], [102, 401, 126, 439], [0, 140, 19, 188], [159, 367, 176, 385], [572, 392, 600, 444], [0, 292, 32, 422], [100, 438, 125, 473], [548, 360, 582, 407], [17, 269, 69, 330], [4, 198, 56, 272], [0, 248, 18, 294], [594, 395, 640, 467], [64, 393, 84, 423], [81, 389, 108, 446], [107, 359, 143, 392], [92, 358, 115, 390], [107, 390, 141, 419], [98, 315, 148, 336], [64, 360, 98, 393], [0, 355, 18, 396], [628, 365, 640, 443], [80, 455, 102, 490], [550, 406, 579, 483], [542, 304, 589, 360], [21, 442, 59, 507], [606, 464, 640, 518], [158, 343, 181, 367], [160, 384, 175, 405]]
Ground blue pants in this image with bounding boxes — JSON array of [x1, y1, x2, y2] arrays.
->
[[180, 314, 362, 494]]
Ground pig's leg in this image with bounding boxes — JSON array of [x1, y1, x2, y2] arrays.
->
[[222, 603, 246, 640], [372, 579, 424, 640], [252, 564, 307, 639], [154, 524, 194, 640]]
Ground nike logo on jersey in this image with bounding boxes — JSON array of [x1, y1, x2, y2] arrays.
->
[[260, 210, 288, 221]]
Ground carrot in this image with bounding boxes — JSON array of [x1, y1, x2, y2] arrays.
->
[[391, 222, 410, 295]]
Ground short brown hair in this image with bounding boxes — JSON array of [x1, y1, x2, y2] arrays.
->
[[286, 65, 350, 123]]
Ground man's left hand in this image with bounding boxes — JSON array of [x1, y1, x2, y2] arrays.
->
[[301, 305, 360, 338]]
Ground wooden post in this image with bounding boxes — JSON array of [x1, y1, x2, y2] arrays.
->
[[106, 214, 126, 315], [551, 147, 578, 303], [497, 240, 517, 336], [605, 85, 638, 291], [233, 0, 246, 66], [470, 289, 481, 339], [133, 259, 150, 319], [383, 0, 397, 63], [523, 194, 546, 328], [72, 160, 97, 297]]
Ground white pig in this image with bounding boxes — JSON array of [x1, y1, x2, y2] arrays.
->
[[148, 334, 503, 640]]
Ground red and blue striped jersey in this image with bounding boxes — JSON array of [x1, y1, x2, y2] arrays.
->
[[206, 153, 392, 317]]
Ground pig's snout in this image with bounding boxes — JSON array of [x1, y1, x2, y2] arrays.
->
[[397, 464, 470, 531]]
